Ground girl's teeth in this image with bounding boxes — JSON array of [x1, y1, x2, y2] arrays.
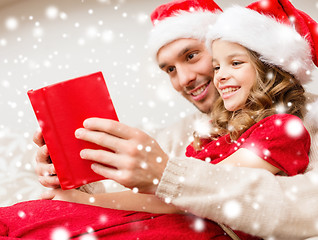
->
[[221, 87, 240, 94]]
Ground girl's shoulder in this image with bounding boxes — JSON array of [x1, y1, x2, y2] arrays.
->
[[240, 114, 308, 141], [252, 114, 303, 130]]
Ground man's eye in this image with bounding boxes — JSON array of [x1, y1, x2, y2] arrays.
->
[[167, 66, 175, 73], [187, 52, 198, 60]]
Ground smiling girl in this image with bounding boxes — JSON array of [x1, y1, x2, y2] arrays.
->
[[186, 5, 313, 177]]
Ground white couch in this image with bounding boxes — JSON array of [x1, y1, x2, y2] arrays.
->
[[0, 129, 44, 207]]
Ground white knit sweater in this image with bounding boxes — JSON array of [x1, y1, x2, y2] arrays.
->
[[83, 93, 318, 239], [155, 93, 318, 240]]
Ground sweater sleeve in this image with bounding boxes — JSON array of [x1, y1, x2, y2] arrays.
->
[[156, 107, 318, 239]]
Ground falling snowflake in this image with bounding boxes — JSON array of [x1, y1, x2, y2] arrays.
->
[[193, 115, 212, 138], [285, 118, 304, 138], [80, 235, 97, 240], [259, 0, 270, 8], [46, 6, 59, 19], [51, 227, 70, 240], [18, 210, 26, 218], [193, 218, 205, 232], [222, 200, 242, 219], [5, 17, 19, 31]]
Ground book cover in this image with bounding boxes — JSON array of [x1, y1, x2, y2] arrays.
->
[[27, 71, 118, 190]]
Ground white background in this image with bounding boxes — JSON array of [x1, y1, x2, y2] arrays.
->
[[0, 0, 317, 206], [0, 0, 317, 135]]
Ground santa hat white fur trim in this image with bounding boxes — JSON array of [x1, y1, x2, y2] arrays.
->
[[148, 10, 220, 61], [206, 6, 314, 84]]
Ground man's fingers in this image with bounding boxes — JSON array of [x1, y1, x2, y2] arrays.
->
[[41, 190, 54, 200], [41, 188, 62, 200], [36, 145, 50, 163], [38, 175, 60, 188], [83, 118, 139, 140], [33, 130, 45, 147], [35, 162, 56, 178], [80, 149, 122, 168], [75, 128, 126, 152], [91, 163, 124, 183]]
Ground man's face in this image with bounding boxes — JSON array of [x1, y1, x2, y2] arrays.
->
[[157, 38, 218, 114]]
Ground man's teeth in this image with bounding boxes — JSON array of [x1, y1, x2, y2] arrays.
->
[[221, 87, 240, 94], [192, 84, 208, 96]]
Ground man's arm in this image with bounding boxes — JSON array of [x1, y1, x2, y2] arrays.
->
[[77, 112, 318, 239], [156, 120, 318, 239], [42, 188, 182, 214]]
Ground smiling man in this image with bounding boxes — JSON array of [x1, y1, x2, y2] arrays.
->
[[32, 0, 318, 239], [157, 38, 218, 113]]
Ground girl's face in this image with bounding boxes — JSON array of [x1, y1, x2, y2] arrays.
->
[[212, 39, 257, 111]]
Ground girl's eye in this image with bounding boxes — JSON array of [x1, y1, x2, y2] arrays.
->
[[213, 66, 220, 71], [232, 61, 242, 66]]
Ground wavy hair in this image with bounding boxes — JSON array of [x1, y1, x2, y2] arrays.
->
[[193, 48, 306, 150]]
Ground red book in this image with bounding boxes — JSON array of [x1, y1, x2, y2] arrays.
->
[[27, 72, 118, 190]]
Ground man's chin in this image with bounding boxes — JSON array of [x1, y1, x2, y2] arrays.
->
[[191, 101, 211, 114]]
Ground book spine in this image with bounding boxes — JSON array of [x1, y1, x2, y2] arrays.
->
[[28, 89, 75, 189]]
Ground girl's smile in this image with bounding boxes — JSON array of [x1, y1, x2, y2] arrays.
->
[[212, 39, 257, 111]]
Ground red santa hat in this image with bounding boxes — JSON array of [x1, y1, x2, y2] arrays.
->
[[148, 0, 222, 60], [206, 0, 318, 84]]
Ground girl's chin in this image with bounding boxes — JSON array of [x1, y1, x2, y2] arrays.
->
[[224, 104, 242, 112]]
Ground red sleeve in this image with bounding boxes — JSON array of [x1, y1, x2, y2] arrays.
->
[[239, 114, 310, 176]]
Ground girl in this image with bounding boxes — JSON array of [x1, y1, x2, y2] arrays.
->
[[186, 5, 312, 175], [187, 38, 310, 174], [186, 4, 314, 239]]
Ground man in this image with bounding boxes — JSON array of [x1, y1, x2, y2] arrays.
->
[[34, 0, 318, 239]]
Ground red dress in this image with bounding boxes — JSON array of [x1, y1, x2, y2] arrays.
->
[[186, 114, 310, 176], [184, 114, 310, 240]]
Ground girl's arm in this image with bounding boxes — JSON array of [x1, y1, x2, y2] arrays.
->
[[42, 188, 183, 214], [217, 148, 281, 174]]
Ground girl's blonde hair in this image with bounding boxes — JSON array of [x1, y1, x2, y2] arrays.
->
[[193, 48, 306, 150]]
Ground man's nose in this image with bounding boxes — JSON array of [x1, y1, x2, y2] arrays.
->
[[177, 65, 196, 88]]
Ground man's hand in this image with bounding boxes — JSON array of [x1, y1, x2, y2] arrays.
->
[[75, 118, 169, 194], [33, 130, 60, 188]]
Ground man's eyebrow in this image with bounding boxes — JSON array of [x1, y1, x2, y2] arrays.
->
[[159, 44, 198, 69], [178, 46, 191, 57], [159, 63, 166, 69]]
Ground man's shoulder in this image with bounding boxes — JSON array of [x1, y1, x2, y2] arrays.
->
[[304, 92, 318, 128], [305, 92, 318, 103], [170, 111, 208, 131], [153, 111, 209, 153]]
